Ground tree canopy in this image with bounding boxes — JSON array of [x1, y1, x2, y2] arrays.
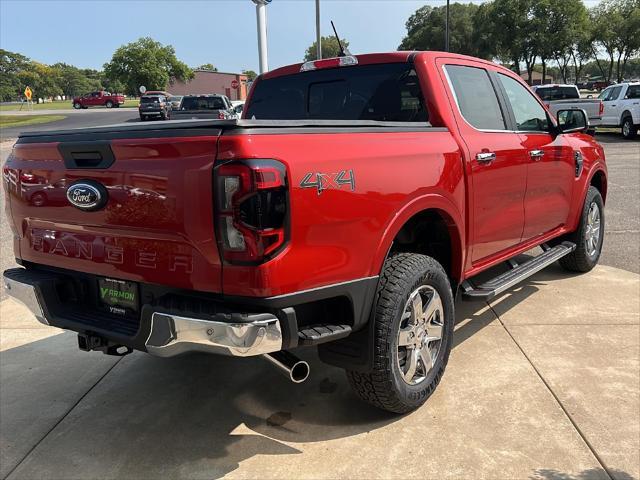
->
[[304, 36, 350, 61], [103, 37, 193, 95], [196, 63, 218, 71]]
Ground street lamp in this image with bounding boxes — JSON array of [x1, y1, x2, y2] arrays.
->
[[252, 0, 271, 74], [445, 0, 450, 52]]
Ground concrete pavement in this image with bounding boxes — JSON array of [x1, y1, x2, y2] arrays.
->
[[0, 264, 638, 479]]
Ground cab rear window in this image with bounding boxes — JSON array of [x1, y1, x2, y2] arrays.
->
[[535, 86, 579, 100], [245, 63, 428, 122]]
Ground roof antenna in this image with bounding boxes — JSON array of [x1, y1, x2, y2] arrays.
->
[[331, 21, 350, 57]]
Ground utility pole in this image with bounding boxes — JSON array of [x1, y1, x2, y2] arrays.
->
[[252, 0, 271, 74], [315, 0, 322, 60], [445, 0, 450, 52]]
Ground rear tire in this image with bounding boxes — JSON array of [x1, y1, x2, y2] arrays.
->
[[139, 115, 146, 122], [346, 253, 454, 414], [105, 101, 113, 108], [622, 116, 637, 140], [559, 186, 604, 272]]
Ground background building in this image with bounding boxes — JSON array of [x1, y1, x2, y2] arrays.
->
[[168, 70, 249, 100]]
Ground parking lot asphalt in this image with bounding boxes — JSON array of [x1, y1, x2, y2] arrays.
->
[[0, 109, 139, 141], [0, 130, 638, 479]]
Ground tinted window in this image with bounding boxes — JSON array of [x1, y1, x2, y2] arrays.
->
[[534, 86, 579, 100], [141, 96, 161, 104], [245, 63, 428, 122], [498, 74, 549, 132], [181, 96, 226, 110], [627, 86, 640, 99], [445, 65, 505, 130], [601, 86, 622, 101]]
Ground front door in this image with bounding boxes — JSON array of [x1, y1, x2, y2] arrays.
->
[[495, 73, 575, 240], [442, 63, 528, 264]]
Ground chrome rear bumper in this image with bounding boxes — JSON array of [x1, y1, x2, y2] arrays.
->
[[3, 269, 282, 358]]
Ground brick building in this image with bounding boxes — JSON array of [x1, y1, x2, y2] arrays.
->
[[168, 70, 249, 100]]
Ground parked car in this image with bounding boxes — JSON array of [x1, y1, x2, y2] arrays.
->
[[138, 94, 171, 121], [3, 51, 607, 414], [167, 95, 183, 109], [72, 91, 125, 109], [532, 84, 603, 127], [597, 82, 640, 139], [173, 94, 235, 119], [231, 100, 245, 118]]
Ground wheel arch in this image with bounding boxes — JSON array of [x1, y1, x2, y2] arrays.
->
[[589, 168, 608, 204], [371, 195, 465, 285], [621, 110, 632, 123]]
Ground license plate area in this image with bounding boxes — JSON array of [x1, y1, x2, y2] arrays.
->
[[97, 277, 139, 317]]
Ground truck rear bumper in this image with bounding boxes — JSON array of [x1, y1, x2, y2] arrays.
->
[[3, 268, 283, 358]]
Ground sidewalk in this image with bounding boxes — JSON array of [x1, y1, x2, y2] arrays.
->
[[1, 264, 638, 480]]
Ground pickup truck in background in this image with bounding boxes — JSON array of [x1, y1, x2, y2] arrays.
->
[[3, 52, 607, 413], [532, 84, 603, 128], [72, 91, 125, 109], [598, 82, 640, 139], [172, 94, 236, 119]]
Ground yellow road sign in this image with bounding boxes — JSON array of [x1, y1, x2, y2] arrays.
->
[[24, 86, 32, 100]]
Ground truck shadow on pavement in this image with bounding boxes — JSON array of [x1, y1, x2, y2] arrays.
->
[[1, 263, 603, 479]]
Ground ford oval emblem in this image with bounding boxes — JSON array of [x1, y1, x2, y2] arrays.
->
[[66, 181, 108, 211]]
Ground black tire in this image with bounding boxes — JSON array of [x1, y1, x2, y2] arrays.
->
[[139, 115, 146, 122], [346, 253, 454, 414], [621, 116, 638, 140], [559, 186, 605, 272], [105, 100, 113, 108], [161, 111, 167, 121], [73, 102, 81, 110]]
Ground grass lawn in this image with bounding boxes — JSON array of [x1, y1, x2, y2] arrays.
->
[[0, 114, 66, 128], [0, 99, 138, 111]]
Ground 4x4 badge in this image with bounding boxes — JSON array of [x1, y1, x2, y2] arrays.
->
[[300, 169, 356, 195]]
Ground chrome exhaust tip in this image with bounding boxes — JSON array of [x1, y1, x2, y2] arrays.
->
[[263, 351, 310, 383]]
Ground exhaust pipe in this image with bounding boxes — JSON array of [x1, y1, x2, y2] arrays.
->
[[263, 351, 310, 383]]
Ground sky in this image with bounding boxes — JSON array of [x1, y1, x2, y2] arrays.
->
[[0, 0, 603, 73]]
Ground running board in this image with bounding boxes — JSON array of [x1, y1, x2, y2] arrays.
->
[[462, 241, 576, 300]]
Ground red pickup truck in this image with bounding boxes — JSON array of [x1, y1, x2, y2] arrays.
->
[[72, 91, 125, 109], [3, 52, 607, 413]]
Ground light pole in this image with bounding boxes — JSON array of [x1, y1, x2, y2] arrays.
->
[[252, 0, 271, 74], [445, 0, 450, 52], [315, 0, 321, 60]]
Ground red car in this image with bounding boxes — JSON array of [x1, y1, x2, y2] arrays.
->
[[3, 52, 607, 413], [72, 91, 125, 109]]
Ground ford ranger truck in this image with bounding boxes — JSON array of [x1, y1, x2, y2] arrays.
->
[[3, 52, 607, 414]]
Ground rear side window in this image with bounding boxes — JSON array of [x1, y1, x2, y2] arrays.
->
[[626, 85, 640, 99], [498, 74, 549, 132], [535, 86, 579, 100], [181, 96, 226, 110], [245, 63, 428, 122], [444, 65, 506, 130]]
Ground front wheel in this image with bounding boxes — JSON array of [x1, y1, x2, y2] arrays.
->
[[622, 116, 638, 140], [560, 186, 605, 272], [346, 253, 454, 414], [73, 102, 81, 109]]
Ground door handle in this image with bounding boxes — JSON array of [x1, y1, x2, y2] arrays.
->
[[476, 152, 496, 164], [529, 149, 545, 160]]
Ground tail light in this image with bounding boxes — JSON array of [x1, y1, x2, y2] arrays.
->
[[599, 101, 604, 116], [215, 159, 288, 264], [218, 111, 226, 120]]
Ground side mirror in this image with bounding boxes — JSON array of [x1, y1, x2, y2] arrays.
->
[[557, 109, 589, 134]]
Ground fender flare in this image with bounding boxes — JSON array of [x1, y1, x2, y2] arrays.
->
[[369, 192, 466, 282]]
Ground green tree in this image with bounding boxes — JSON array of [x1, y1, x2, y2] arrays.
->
[[242, 69, 257, 81], [51, 63, 101, 97], [303, 36, 350, 61], [17, 62, 62, 100], [0, 49, 30, 101], [103, 37, 193, 96], [196, 63, 218, 71], [398, 3, 490, 59]]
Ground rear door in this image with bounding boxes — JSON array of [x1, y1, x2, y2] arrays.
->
[[441, 62, 527, 264], [600, 85, 623, 125], [495, 72, 575, 241]]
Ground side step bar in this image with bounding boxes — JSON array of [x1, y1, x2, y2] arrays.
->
[[462, 241, 576, 300]]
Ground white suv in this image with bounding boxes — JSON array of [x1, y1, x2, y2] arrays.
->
[[598, 82, 640, 139]]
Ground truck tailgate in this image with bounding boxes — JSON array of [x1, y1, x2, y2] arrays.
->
[[3, 123, 224, 293]]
